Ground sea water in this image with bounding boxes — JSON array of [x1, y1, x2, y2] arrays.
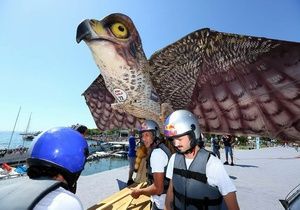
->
[[0, 131, 129, 175], [82, 157, 128, 176], [0, 131, 32, 149]]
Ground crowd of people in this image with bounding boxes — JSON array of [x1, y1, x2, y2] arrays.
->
[[0, 110, 240, 209]]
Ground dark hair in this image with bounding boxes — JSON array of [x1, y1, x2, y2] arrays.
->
[[27, 165, 60, 179], [27, 160, 81, 193], [74, 125, 88, 135]]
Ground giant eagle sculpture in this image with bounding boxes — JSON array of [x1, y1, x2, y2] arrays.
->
[[76, 13, 300, 143]]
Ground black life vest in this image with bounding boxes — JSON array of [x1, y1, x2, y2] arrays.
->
[[146, 142, 171, 194], [173, 148, 223, 210], [0, 177, 64, 210]]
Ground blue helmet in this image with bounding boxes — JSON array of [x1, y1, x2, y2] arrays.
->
[[27, 127, 89, 173]]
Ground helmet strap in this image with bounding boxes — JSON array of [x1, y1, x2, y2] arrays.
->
[[182, 133, 198, 154], [182, 145, 196, 154], [63, 172, 81, 193]]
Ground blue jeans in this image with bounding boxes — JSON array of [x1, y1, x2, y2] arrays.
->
[[225, 146, 233, 156]]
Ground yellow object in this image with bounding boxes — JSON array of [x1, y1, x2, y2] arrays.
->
[[135, 157, 141, 164], [136, 145, 147, 157], [88, 182, 150, 210], [134, 145, 147, 172], [110, 22, 128, 39], [134, 163, 139, 171], [133, 145, 148, 183]]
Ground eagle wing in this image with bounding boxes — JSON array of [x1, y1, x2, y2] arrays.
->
[[149, 29, 300, 143], [83, 75, 142, 131]]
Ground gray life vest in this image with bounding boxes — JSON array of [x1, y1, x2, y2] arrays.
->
[[173, 148, 223, 210], [146, 142, 171, 194], [0, 177, 63, 210]]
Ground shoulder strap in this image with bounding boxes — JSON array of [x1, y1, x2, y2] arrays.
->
[[174, 149, 212, 183], [0, 177, 63, 210], [157, 142, 172, 159]]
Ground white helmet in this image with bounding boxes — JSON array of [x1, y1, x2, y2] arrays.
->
[[139, 120, 160, 138], [164, 110, 201, 150]]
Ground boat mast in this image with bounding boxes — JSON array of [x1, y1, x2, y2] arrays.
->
[[24, 112, 32, 134], [7, 106, 21, 150]]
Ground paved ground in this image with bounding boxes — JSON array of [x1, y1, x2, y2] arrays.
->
[[77, 166, 129, 209], [76, 146, 300, 209], [224, 146, 300, 209]]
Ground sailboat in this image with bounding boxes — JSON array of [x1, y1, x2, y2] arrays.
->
[[20, 113, 38, 141]]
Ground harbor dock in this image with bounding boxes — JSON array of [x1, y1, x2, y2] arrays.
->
[[77, 146, 300, 210]]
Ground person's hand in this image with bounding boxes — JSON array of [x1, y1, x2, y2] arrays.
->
[[130, 187, 141, 199]]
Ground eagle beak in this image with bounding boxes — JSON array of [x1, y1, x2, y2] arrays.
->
[[76, 20, 92, 43]]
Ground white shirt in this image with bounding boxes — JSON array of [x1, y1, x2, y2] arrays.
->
[[150, 147, 169, 209], [166, 153, 236, 196], [34, 187, 83, 210]]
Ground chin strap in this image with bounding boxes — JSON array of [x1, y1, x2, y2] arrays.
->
[[175, 144, 196, 154], [175, 137, 199, 155], [183, 146, 196, 154], [151, 136, 161, 147], [63, 172, 81, 193]]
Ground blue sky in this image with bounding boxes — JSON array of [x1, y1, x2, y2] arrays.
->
[[0, 0, 299, 131]]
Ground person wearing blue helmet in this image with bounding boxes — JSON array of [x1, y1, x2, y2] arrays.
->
[[0, 127, 89, 210], [164, 110, 239, 210]]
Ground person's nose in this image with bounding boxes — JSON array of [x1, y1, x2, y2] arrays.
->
[[173, 139, 179, 147], [142, 137, 147, 143]]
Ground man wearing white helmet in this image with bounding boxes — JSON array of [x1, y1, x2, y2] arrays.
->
[[130, 120, 172, 210], [164, 110, 239, 210]]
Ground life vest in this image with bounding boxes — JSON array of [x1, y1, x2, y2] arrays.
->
[[146, 142, 171, 194], [173, 148, 223, 210], [0, 177, 64, 210]]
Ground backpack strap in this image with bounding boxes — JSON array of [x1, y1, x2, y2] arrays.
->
[[0, 177, 63, 210]]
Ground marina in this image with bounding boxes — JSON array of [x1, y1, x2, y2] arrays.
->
[[76, 146, 300, 210], [1, 1, 300, 209], [0, 131, 130, 179], [1, 129, 300, 209]]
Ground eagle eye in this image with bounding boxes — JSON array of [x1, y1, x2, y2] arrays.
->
[[110, 22, 128, 39]]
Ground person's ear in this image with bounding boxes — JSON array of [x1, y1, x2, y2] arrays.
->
[[54, 174, 67, 184]]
